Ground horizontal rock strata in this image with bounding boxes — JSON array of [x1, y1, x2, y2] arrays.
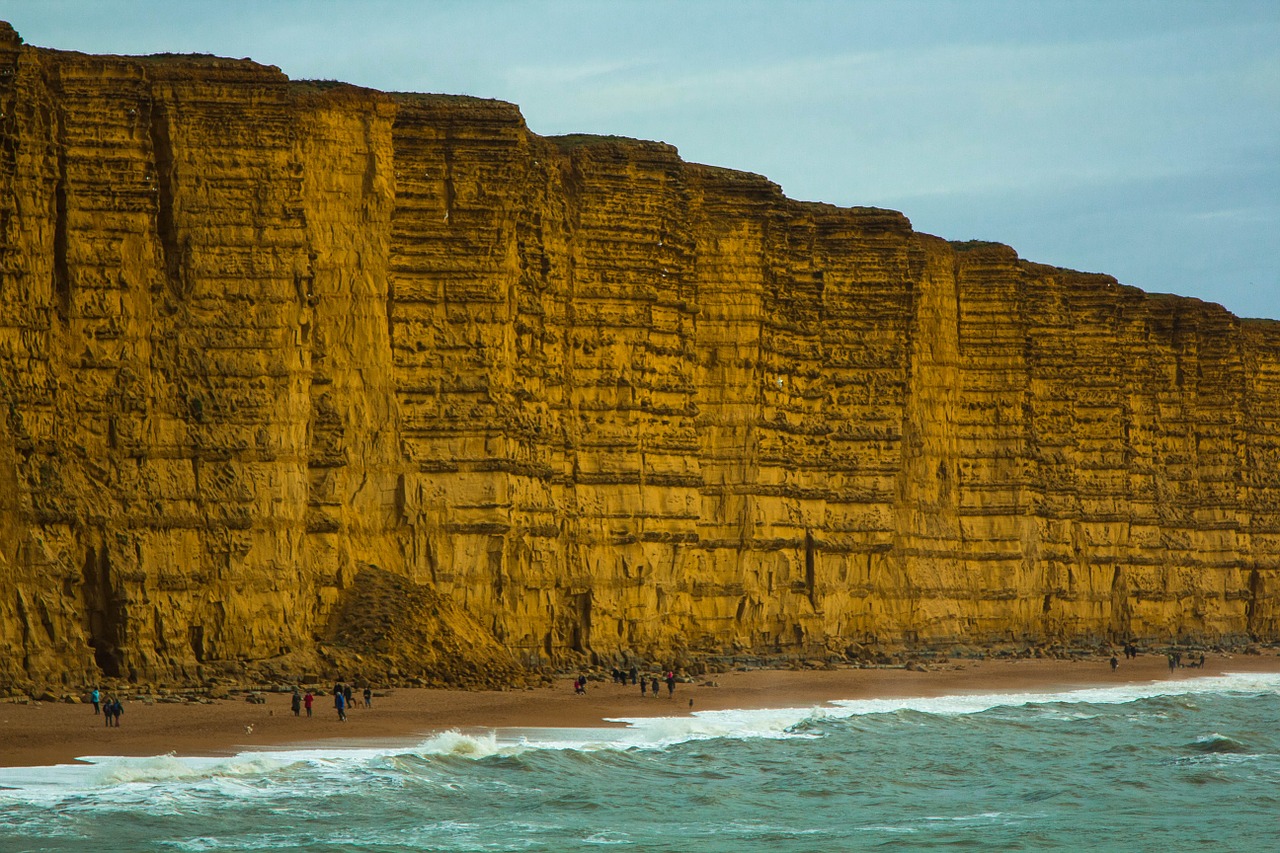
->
[[0, 23, 1277, 687]]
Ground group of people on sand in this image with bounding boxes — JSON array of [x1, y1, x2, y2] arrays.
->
[[577, 668, 679, 698], [284, 681, 374, 721], [88, 681, 374, 729], [290, 688, 315, 717], [1167, 650, 1207, 671], [329, 680, 374, 721], [639, 671, 677, 698], [1107, 644, 1209, 673], [89, 687, 124, 726]]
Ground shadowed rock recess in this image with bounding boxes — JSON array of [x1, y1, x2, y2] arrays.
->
[[1, 23, 1278, 689]]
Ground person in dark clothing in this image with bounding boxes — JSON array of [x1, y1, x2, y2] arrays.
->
[[666, 671, 676, 696], [629, 666, 638, 685], [291, 690, 302, 716]]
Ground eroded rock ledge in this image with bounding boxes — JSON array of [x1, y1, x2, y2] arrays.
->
[[1, 24, 1277, 690]]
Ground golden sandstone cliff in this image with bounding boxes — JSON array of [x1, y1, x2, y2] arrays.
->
[[2, 23, 1278, 690]]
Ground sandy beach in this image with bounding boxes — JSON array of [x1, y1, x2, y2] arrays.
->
[[4, 653, 1280, 769]]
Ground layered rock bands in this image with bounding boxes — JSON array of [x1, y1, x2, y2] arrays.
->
[[2, 24, 1278, 687]]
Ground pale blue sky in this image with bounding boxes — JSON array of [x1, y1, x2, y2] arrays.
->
[[4, 0, 1277, 319]]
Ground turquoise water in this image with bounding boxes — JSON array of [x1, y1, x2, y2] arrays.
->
[[3, 673, 1279, 852]]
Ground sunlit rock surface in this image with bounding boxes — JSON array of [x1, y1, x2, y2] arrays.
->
[[1, 24, 1276, 688]]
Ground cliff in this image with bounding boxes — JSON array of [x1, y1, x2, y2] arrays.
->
[[1, 24, 1277, 690]]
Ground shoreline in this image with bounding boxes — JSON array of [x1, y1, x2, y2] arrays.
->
[[4, 653, 1280, 770]]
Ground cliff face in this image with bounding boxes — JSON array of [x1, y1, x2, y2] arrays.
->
[[2, 25, 1277, 688]]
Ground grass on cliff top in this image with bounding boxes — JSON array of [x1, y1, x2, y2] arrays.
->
[[549, 133, 666, 151], [949, 239, 1009, 251], [386, 91, 516, 106], [296, 78, 348, 90]]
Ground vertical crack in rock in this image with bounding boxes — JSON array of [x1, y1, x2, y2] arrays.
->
[[147, 96, 187, 300], [51, 102, 69, 318], [804, 529, 817, 608], [81, 544, 123, 678], [1246, 569, 1260, 635]]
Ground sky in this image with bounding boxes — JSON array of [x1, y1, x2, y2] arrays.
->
[[3, 0, 1277, 319]]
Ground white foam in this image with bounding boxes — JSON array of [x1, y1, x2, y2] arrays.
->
[[410, 729, 511, 758], [2, 670, 1276, 799], [824, 671, 1280, 719], [93, 753, 293, 785], [551, 670, 1280, 755]]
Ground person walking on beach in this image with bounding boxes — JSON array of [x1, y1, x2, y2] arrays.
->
[[103, 696, 113, 728], [335, 689, 347, 722], [629, 665, 638, 685], [1110, 655, 1119, 672], [651, 676, 660, 697], [344, 683, 354, 710], [640, 677, 647, 697], [666, 671, 676, 696], [1168, 653, 1176, 673], [91, 687, 100, 715], [291, 689, 302, 716], [304, 690, 314, 717], [364, 686, 372, 708]]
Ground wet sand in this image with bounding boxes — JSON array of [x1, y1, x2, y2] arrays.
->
[[4, 653, 1279, 768]]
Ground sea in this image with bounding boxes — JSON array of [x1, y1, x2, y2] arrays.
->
[[2, 672, 1278, 853]]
